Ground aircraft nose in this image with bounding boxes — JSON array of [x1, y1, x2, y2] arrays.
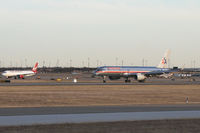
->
[[91, 71, 97, 77]]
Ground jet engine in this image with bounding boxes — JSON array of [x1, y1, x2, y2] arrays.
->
[[17, 75, 24, 79], [136, 73, 146, 82], [20, 75, 24, 79]]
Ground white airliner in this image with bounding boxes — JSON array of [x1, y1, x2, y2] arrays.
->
[[2, 62, 38, 79], [93, 50, 173, 83]]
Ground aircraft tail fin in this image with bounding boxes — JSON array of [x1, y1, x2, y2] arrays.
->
[[157, 49, 170, 68], [32, 62, 38, 73]]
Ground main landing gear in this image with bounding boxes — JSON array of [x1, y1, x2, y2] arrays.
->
[[103, 76, 106, 83], [102, 76, 131, 83], [125, 78, 131, 83]]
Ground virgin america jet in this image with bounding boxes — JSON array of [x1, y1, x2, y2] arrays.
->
[[93, 50, 172, 83], [2, 62, 38, 79]]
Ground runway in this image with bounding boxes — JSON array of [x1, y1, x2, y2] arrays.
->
[[1, 105, 200, 126], [0, 80, 200, 86], [1, 105, 200, 116], [1, 111, 200, 126], [0, 78, 200, 126]]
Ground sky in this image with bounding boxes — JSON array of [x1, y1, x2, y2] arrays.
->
[[0, 0, 200, 67]]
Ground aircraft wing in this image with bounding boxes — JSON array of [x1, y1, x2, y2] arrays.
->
[[121, 71, 165, 77], [144, 71, 166, 77], [122, 69, 176, 77], [144, 69, 178, 77]]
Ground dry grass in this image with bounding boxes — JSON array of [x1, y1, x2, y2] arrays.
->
[[0, 85, 199, 108]]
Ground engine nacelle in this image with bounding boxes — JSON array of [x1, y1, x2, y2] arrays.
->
[[109, 76, 120, 80], [20, 75, 24, 79], [17, 75, 24, 79], [136, 73, 146, 82]]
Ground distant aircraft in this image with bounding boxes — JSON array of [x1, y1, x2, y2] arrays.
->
[[93, 50, 173, 83], [2, 62, 38, 79]]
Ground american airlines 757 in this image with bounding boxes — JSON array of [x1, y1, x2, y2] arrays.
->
[[93, 50, 173, 83]]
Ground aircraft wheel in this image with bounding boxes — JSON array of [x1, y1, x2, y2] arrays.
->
[[138, 80, 145, 83], [125, 79, 131, 83]]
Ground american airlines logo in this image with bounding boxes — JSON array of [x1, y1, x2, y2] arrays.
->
[[162, 58, 167, 64]]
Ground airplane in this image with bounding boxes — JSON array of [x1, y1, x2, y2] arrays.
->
[[93, 50, 173, 83], [2, 62, 38, 79]]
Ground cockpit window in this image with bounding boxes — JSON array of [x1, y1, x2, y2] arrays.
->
[[96, 68, 102, 71]]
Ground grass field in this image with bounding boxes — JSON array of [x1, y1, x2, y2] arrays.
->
[[0, 85, 199, 107], [1, 119, 200, 133]]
